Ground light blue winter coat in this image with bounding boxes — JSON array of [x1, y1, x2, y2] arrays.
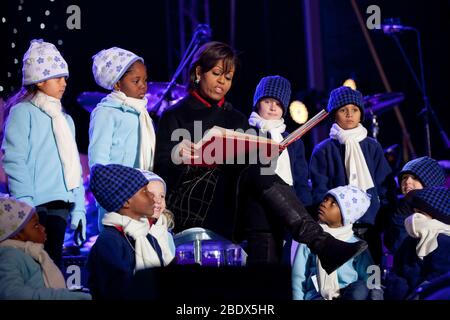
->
[[1, 101, 85, 218], [0, 246, 90, 300], [88, 95, 145, 169], [292, 234, 374, 300]]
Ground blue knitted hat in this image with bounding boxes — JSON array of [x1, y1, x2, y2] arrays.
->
[[399, 157, 445, 188], [90, 164, 165, 212], [327, 86, 365, 120], [253, 75, 291, 113], [406, 186, 450, 224]]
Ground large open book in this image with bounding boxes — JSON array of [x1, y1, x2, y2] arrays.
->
[[187, 109, 329, 166]]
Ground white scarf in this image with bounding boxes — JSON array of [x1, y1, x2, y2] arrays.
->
[[329, 123, 374, 192], [316, 224, 355, 300], [102, 212, 173, 271], [248, 112, 293, 186], [0, 239, 66, 289], [108, 91, 156, 171], [404, 213, 450, 259], [31, 91, 81, 190]]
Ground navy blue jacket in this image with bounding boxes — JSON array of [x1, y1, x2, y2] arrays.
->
[[87, 226, 163, 300], [392, 234, 450, 295], [282, 132, 312, 206], [310, 137, 392, 225]]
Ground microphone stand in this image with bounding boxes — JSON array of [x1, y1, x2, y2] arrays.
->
[[389, 29, 450, 157], [152, 24, 211, 117]]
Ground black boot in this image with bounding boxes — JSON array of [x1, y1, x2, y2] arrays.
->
[[261, 183, 368, 274], [246, 232, 281, 265]]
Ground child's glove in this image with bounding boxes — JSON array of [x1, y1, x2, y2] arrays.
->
[[70, 211, 86, 246]]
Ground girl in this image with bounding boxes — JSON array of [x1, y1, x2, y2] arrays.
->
[[0, 196, 91, 300], [243, 75, 312, 264], [309, 86, 393, 263], [89, 47, 156, 231], [1, 39, 86, 268]]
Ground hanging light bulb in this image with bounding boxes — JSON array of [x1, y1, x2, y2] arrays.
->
[[343, 78, 357, 90], [289, 101, 309, 124]]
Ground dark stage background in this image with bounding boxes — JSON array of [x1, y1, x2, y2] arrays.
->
[[1, 0, 449, 163]]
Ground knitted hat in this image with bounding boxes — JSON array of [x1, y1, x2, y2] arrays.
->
[[399, 157, 446, 188], [253, 75, 291, 113], [0, 196, 35, 242], [92, 47, 144, 90], [326, 185, 371, 226], [22, 39, 69, 86], [90, 164, 165, 212], [327, 86, 365, 120], [405, 186, 450, 224]]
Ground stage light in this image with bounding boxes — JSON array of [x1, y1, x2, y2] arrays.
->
[[343, 78, 357, 90], [26, 16, 31, 22], [14, 59, 18, 64], [11, 42, 16, 48], [45, 10, 51, 16], [1, 17, 6, 23], [58, 39, 63, 45], [0, 86, 4, 92], [13, 28, 17, 34], [289, 100, 309, 124], [40, 23, 45, 29]]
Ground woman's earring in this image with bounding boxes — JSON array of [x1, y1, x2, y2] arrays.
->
[[195, 78, 200, 84]]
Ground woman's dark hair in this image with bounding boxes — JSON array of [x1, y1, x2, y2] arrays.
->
[[188, 41, 239, 90]]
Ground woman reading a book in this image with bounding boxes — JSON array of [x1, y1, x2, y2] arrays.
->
[[154, 41, 367, 274]]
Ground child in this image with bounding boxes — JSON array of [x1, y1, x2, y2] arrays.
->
[[309, 86, 392, 263], [87, 164, 175, 300], [243, 75, 311, 264], [384, 156, 446, 253], [89, 47, 156, 231], [1, 39, 87, 268], [0, 196, 91, 299], [292, 185, 379, 300], [385, 186, 450, 299]]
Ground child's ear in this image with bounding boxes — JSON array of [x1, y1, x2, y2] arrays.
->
[[113, 82, 120, 91], [122, 199, 131, 209], [10, 231, 25, 242]]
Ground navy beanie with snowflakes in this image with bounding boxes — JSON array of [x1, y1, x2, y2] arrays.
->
[[406, 186, 450, 224], [90, 163, 165, 212], [327, 86, 365, 120], [399, 156, 445, 188], [253, 75, 291, 113]]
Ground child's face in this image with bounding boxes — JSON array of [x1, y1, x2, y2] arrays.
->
[[318, 195, 343, 228], [195, 60, 234, 101], [401, 174, 423, 195], [126, 181, 166, 220], [257, 98, 284, 120], [115, 61, 148, 99], [145, 181, 166, 219], [335, 104, 361, 130], [12, 212, 47, 244], [37, 77, 67, 100]]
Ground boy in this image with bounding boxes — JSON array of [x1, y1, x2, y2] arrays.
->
[[87, 164, 174, 299], [384, 156, 446, 253], [0, 196, 91, 299], [292, 185, 380, 300]]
